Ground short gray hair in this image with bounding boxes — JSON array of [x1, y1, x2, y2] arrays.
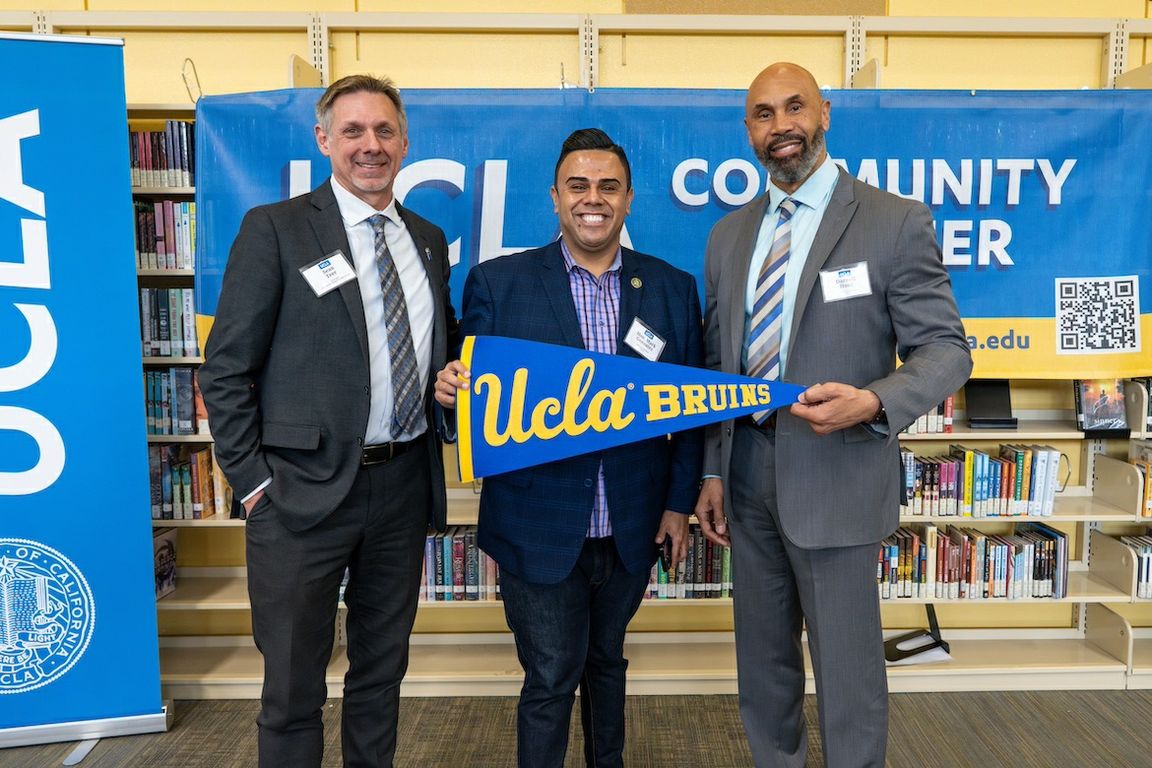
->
[[315, 74, 407, 135]]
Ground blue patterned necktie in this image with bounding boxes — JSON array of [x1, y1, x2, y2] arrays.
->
[[746, 197, 797, 425], [370, 214, 422, 436]]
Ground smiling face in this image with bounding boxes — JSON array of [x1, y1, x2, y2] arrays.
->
[[744, 63, 831, 194], [315, 90, 409, 209], [550, 149, 634, 268]]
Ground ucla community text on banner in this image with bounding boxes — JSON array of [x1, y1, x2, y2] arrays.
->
[[195, 88, 1150, 380], [455, 336, 806, 482]]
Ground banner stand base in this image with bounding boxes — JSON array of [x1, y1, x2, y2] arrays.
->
[[63, 738, 99, 766], [0, 706, 169, 750]]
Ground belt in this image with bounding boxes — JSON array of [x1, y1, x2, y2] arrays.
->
[[741, 412, 778, 431], [360, 438, 419, 466]]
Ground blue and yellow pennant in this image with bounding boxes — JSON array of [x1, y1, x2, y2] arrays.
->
[[456, 336, 807, 482]]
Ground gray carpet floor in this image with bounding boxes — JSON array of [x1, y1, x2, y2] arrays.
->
[[4, 692, 1151, 767]]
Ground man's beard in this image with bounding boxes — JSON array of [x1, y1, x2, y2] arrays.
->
[[755, 125, 826, 186]]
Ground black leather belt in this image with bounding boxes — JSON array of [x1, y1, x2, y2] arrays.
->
[[360, 439, 419, 466], [742, 412, 778, 431]]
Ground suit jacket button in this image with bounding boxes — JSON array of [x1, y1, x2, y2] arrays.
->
[[584, 479, 593, 488]]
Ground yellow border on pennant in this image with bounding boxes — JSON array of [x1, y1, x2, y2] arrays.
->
[[456, 335, 476, 483]]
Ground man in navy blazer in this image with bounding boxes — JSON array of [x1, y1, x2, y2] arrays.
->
[[435, 128, 702, 768]]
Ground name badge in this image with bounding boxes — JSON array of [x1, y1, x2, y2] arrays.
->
[[299, 251, 356, 297], [624, 317, 666, 362], [819, 261, 872, 302]]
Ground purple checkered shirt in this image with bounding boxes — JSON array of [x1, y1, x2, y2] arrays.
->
[[561, 239, 621, 539]]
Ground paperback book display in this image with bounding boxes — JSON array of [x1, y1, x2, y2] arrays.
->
[[899, 444, 1064, 518], [129, 120, 194, 187], [878, 523, 1068, 600], [418, 525, 733, 602], [145, 367, 210, 435], [1073, 378, 1130, 438], [148, 445, 233, 521], [421, 527, 500, 602], [134, 199, 196, 269], [647, 525, 733, 600], [900, 395, 955, 436], [140, 287, 200, 358]]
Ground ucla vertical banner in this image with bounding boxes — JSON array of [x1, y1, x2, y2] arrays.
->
[[0, 34, 166, 745]]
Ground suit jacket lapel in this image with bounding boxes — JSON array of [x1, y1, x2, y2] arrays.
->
[[616, 250, 642, 355], [308, 183, 369, 365], [726, 194, 772, 370], [539, 241, 585, 348], [786, 169, 858, 367]]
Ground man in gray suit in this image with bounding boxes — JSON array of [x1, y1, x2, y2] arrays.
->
[[694, 63, 972, 767], [200, 75, 458, 767]]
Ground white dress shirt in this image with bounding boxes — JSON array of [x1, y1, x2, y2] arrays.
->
[[331, 176, 434, 445]]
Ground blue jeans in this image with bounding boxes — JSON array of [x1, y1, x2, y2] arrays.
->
[[500, 537, 650, 768]]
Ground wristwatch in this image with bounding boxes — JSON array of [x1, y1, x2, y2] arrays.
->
[[868, 402, 888, 426]]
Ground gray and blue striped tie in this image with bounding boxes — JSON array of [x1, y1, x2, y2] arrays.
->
[[370, 214, 422, 436], [746, 197, 797, 425]]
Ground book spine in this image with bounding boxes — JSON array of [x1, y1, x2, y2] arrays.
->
[[465, 528, 479, 601], [451, 532, 465, 601], [189, 450, 204, 519], [181, 287, 198, 357], [168, 283, 183, 356], [148, 445, 162, 519], [155, 287, 170, 356]]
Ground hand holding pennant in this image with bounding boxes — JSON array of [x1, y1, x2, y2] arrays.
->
[[450, 335, 806, 482]]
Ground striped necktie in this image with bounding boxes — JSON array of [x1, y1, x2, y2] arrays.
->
[[370, 214, 423, 436], [746, 197, 797, 425]]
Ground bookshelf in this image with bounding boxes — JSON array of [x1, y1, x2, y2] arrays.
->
[[152, 388, 1152, 698]]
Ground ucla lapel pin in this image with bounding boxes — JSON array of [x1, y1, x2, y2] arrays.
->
[[630, 277, 642, 289]]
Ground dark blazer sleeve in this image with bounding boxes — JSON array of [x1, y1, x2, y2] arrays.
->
[[199, 205, 283, 497], [662, 273, 704, 514]]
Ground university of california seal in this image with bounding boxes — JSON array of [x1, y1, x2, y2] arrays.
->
[[0, 539, 95, 694]]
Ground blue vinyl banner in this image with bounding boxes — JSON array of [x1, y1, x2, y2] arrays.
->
[[195, 87, 1152, 379], [456, 336, 805, 482], [0, 35, 163, 736]]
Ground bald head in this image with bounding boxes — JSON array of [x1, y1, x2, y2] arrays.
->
[[744, 62, 831, 193], [746, 63, 822, 111]]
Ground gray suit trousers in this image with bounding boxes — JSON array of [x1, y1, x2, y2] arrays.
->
[[729, 423, 888, 768]]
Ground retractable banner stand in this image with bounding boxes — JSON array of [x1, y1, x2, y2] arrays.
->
[[196, 87, 1151, 380], [0, 34, 166, 748]]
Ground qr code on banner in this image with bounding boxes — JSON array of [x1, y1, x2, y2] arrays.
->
[[1055, 276, 1141, 354]]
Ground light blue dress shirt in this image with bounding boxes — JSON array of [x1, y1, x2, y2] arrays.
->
[[743, 155, 839, 377]]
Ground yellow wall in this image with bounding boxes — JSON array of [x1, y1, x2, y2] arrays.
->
[[3, 0, 1148, 99]]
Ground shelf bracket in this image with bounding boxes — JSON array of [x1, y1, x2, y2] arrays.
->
[[1104, 19, 1128, 88], [846, 15, 864, 88], [581, 14, 598, 92], [310, 13, 329, 87]]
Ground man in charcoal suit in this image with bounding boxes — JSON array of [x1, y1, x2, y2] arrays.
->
[[199, 74, 458, 768], [434, 128, 703, 768], [693, 63, 972, 767]]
